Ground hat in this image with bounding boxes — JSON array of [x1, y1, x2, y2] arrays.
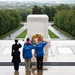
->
[[15, 38, 18, 42], [38, 37, 41, 41]]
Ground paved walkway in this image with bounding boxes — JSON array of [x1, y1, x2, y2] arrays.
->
[[3, 22, 71, 40], [0, 40, 75, 62], [1, 66, 75, 75], [0, 40, 75, 75], [48, 23, 71, 40], [3, 25, 27, 40]]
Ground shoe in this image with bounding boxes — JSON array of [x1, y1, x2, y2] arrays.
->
[[38, 70, 43, 72], [14, 70, 19, 75], [26, 69, 31, 71], [35, 70, 37, 74], [15, 70, 18, 72]]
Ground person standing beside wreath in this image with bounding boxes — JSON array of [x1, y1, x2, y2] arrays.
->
[[34, 37, 48, 71], [23, 38, 34, 71], [11, 39, 22, 72]]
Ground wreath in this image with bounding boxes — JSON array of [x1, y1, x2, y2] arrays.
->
[[31, 34, 43, 44]]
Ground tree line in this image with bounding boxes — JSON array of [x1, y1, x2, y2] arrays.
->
[[0, 10, 21, 36], [18, 5, 57, 21], [54, 10, 75, 36], [19, 4, 75, 21], [0, 4, 75, 37]]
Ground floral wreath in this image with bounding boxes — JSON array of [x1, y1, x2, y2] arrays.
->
[[31, 34, 43, 44]]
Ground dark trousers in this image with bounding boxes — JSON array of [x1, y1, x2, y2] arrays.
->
[[14, 63, 19, 71], [36, 56, 43, 70]]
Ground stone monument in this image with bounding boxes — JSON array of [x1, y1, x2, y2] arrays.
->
[[27, 14, 49, 39]]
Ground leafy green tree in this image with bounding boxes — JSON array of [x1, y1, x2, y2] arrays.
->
[[0, 9, 21, 37], [0, 12, 6, 36], [66, 10, 75, 36], [54, 10, 75, 36], [44, 6, 57, 21], [32, 5, 43, 14], [56, 4, 71, 11], [18, 8, 31, 21]]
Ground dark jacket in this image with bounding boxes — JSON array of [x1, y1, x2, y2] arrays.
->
[[11, 43, 22, 63]]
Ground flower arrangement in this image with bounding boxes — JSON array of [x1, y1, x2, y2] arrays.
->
[[31, 34, 43, 44]]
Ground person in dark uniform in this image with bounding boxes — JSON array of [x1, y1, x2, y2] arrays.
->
[[11, 39, 22, 71]]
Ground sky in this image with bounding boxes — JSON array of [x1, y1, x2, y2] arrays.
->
[[0, 0, 75, 3]]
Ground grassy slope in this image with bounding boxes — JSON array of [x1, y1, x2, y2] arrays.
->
[[53, 26, 75, 39], [16, 29, 27, 38], [48, 29, 59, 38], [0, 25, 22, 39]]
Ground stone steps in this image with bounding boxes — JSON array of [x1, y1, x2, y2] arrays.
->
[[0, 62, 75, 66]]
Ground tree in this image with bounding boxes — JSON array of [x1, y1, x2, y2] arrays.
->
[[32, 5, 43, 14], [0, 9, 21, 37], [56, 4, 71, 11], [18, 8, 31, 21], [44, 6, 57, 21], [54, 10, 75, 36]]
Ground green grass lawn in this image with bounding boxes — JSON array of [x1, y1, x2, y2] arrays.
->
[[16, 29, 59, 38], [16, 29, 27, 38], [53, 26, 75, 39], [0, 25, 22, 39], [48, 29, 59, 38]]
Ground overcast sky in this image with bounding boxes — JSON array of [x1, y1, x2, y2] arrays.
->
[[0, 0, 75, 3]]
